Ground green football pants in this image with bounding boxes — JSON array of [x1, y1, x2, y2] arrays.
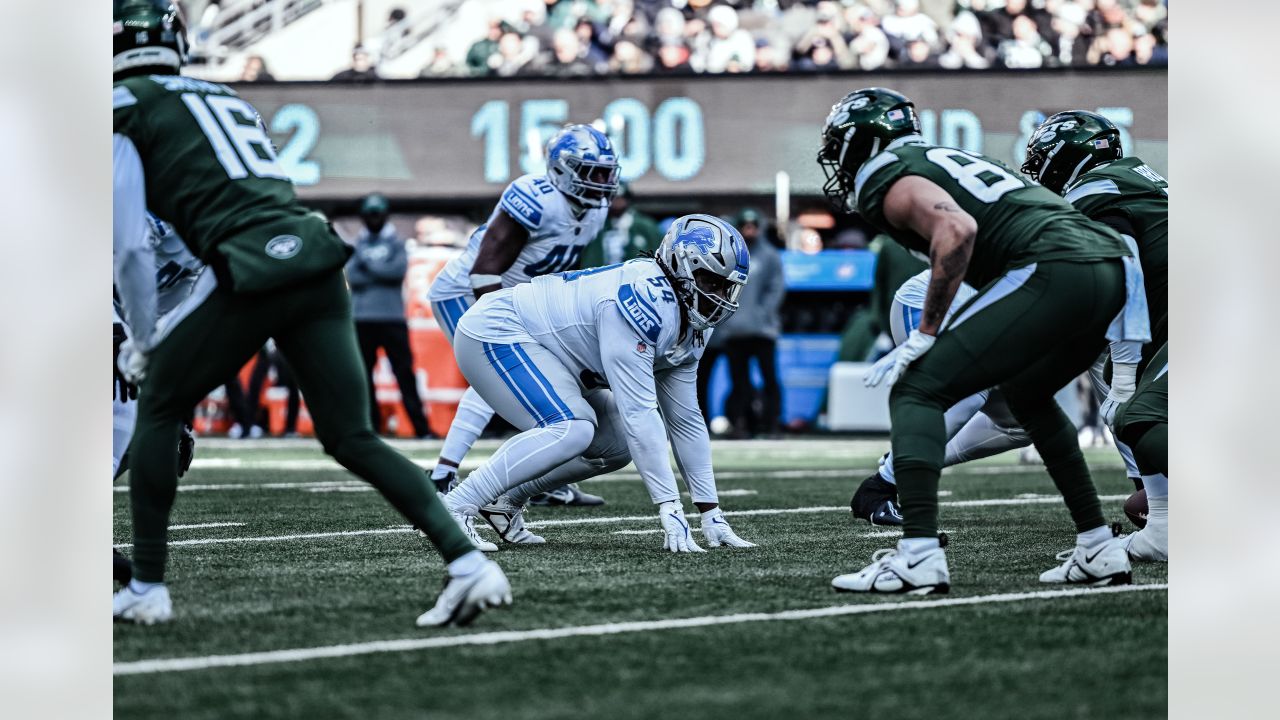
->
[[1116, 343, 1168, 477], [128, 270, 474, 582], [889, 259, 1126, 539]]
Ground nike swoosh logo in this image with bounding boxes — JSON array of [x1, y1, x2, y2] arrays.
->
[[1084, 547, 1107, 563], [906, 555, 931, 569]]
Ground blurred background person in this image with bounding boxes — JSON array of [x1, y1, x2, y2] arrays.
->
[[703, 4, 755, 73], [581, 183, 662, 268], [718, 209, 785, 437], [346, 194, 431, 438], [239, 54, 275, 83], [330, 45, 381, 82]]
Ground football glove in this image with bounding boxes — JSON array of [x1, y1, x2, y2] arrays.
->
[[864, 330, 935, 387], [658, 501, 704, 553], [113, 323, 137, 402], [701, 508, 757, 548], [1100, 362, 1138, 429], [117, 338, 149, 385]]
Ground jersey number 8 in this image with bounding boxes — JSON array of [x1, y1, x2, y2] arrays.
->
[[925, 148, 1025, 204], [182, 93, 290, 182]]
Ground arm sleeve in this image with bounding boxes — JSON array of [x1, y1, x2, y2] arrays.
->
[[361, 238, 408, 283], [656, 361, 718, 505], [113, 133, 158, 351], [599, 305, 681, 504]]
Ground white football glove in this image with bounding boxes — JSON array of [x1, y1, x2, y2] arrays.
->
[[700, 508, 757, 548], [117, 339, 150, 385], [658, 501, 704, 553], [1100, 362, 1138, 429], [864, 330, 936, 387]]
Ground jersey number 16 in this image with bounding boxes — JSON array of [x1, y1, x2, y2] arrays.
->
[[182, 93, 290, 182]]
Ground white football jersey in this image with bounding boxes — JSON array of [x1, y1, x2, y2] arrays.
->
[[114, 212, 206, 324], [429, 174, 609, 302]]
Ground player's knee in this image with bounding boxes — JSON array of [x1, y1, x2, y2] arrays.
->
[[320, 429, 380, 469], [554, 418, 596, 458], [889, 372, 944, 412]]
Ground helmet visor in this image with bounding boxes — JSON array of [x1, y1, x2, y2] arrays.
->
[[692, 269, 743, 327], [566, 156, 620, 202]]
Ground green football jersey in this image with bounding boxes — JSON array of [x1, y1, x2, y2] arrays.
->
[[854, 138, 1130, 288], [1064, 157, 1168, 329], [114, 74, 347, 291]]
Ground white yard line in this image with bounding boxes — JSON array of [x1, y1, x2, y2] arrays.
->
[[169, 522, 245, 530], [112, 463, 1127, 493], [112, 495, 1127, 549], [113, 583, 1168, 676]]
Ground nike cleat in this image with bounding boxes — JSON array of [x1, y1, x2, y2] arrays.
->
[[832, 544, 950, 595], [113, 583, 173, 625], [850, 473, 903, 526], [416, 560, 512, 628], [527, 483, 605, 507], [479, 495, 546, 544], [449, 509, 499, 553], [1040, 536, 1132, 586]]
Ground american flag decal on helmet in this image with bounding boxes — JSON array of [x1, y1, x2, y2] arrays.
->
[[887, 109, 905, 121], [1094, 138, 1110, 148]]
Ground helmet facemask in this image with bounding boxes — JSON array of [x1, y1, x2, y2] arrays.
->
[[545, 125, 621, 209], [657, 214, 751, 332], [689, 268, 743, 329], [818, 126, 876, 213], [561, 154, 620, 207]]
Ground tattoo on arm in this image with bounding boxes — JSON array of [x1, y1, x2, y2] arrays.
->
[[933, 201, 962, 213], [921, 242, 972, 332]]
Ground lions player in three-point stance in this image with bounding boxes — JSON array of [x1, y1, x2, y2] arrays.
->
[[442, 215, 757, 552], [427, 125, 617, 507], [113, 0, 507, 627]]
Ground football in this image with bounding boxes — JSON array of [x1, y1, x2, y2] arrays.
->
[[1124, 489, 1149, 529]]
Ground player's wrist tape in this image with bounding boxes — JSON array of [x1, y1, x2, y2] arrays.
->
[[1110, 362, 1138, 394], [470, 274, 502, 289]]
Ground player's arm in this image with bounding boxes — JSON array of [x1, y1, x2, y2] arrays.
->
[[113, 133, 158, 352], [882, 175, 977, 336], [470, 208, 530, 299]]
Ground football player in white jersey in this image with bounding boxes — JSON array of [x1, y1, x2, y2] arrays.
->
[[427, 124, 617, 503], [113, 212, 210, 584], [441, 214, 757, 552], [851, 269, 1145, 528]]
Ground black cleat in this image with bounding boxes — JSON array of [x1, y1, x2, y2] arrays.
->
[[114, 549, 133, 586], [850, 472, 903, 526], [431, 469, 458, 495]]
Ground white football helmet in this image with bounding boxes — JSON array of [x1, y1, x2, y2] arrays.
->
[[655, 214, 751, 330], [545, 124, 620, 208]]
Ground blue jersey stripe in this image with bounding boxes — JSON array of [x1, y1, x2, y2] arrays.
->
[[512, 344, 574, 422], [483, 342, 542, 422], [483, 342, 571, 426]]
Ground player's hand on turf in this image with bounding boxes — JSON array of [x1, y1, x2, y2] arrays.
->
[[701, 508, 757, 548], [658, 501, 704, 553], [1100, 362, 1138, 429], [114, 323, 138, 402], [117, 338, 150, 386], [865, 330, 935, 387]]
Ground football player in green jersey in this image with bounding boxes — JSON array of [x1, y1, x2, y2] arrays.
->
[[818, 88, 1146, 594], [112, 0, 510, 626]]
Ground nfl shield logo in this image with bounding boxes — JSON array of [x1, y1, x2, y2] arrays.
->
[[636, 342, 648, 354]]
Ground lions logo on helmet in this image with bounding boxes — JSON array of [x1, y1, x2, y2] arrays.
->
[[655, 214, 750, 331], [545, 124, 621, 209]]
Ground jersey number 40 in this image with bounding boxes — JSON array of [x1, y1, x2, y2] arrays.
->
[[182, 93, 290, 182]]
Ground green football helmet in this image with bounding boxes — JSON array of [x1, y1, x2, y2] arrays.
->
[[113, 0, 187, 78], [818, 87, 921, 212], [1021, 110, 1123, 194]]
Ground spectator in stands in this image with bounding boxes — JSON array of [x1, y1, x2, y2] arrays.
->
[[845, 4, 892, 70], [702, 4, 756, 73], [346, 194, 431, 439], [610, 38, 655, 73], [1134, 0, 1168, 32], [465, 19, 504, 76], [900, 37, 941, 68], [881, 0, 940, 47], [1048, 2, 1091, 67], [794, 3, 855, 71], [753, 38, 790, 73], [574, 17, 612, 69], [330, 45, 381, 82], [980, 0, 1054, 53], [1090, 24, 1139, 66], [494, 29, 536, 76], [998, 15, 1052, 68], [718, 209, 785, 437], [939, 11, 992, 69], [419, 47, 465, 77], [581, 183, 662, 268], [239, 54, 275, 82], [533, 27, 595, 75], [652, 37, 694, 74]]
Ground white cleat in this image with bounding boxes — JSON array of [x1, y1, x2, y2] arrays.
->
[[1040, 537, 1132, 586], [701, 509, 757, 548], [450, 509, 499, 553], [832, 545, 950, 595], [1123, 517, 1168, 562], [658, 501, 704, 553], [479, 495, 546, 545], [416, 560, 512, 628], [113, 583, 173, 625]]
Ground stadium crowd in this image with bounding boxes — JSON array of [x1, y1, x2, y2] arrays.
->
[[422, 0, 1167, 78]]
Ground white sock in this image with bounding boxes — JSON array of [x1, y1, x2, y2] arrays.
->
[[439, 388, 494, 468], [447, 550, 487, 578], [878, 453, 897, 485], [898, 537, 940, 556], [1077, 525, 1111, 548], [128, 579, 162, 594], [430, 464, 455, 481], [1142, 473, 1168, 500]]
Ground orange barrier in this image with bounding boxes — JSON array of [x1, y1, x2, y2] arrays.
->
[[405, 244, 467, 437]]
